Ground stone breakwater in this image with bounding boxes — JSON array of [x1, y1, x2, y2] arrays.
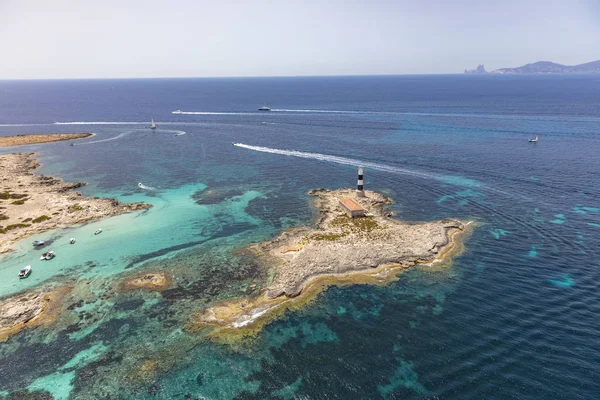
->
[[0, 153, 150, 253], [188, 188, 470, 338]]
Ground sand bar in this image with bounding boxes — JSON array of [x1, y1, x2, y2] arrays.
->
[[0, 133, 93, 147]]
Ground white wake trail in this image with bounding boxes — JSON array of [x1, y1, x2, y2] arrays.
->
[[172, 111, 256, 116], [54, 122, 147, 125], [138, 183, 156, 191], [233, 143, 437, 181]]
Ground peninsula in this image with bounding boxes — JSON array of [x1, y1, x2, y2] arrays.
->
[[0, 133, 93, 147], [0, 153, 149, 253], [189, 188, 469, 337]]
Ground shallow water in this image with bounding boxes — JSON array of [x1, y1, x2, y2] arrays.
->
[[0, 75, 599, 399]]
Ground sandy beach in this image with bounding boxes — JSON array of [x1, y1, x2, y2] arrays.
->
[[0, 152, 149, 253], [0, 133, 93, 147]]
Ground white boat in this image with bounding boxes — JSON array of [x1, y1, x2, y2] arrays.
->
[[174, 132, 186, 136], [149, 118, 156, 130], [94, 228, 103, 235], [32, 240, 45, 247], [528, 135, 539, 143], [40, 250, 55, 260], [18, 266, 31, 279], [69, 238, 76, 244], [258, 106, 271, 111], [172, 110, 183, 114]]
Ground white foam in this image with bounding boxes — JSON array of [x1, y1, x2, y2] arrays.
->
[[233, 143, 437, 180], [53, 122, 147, 125]]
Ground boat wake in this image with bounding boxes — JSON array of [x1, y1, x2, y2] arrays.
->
[[53, 121, 147, 125], [233, 143, 446, 182], [138, 183, 156, 191], [271, 109, 364, 114], [172, 111, 256, 116], [73, 131, 134, 145]]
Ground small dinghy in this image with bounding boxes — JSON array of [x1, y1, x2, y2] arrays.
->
[[528, 135, 539, 143], [94, 228, 103, 235], [40, 250, 55, 260], [18, 266, 32, 279], [69, 238, 76, 244], [32, 240, 45, 247]]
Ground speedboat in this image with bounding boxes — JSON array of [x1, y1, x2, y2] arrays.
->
[[69, 238, 76, 244], [232, 142, 237, 145], [32, 240, 45, 247], [138, 183, 143, 188], [94, 228, 103, 235], [528, 135, 539, 143], [258, 106, 271, 111], [172, 110, 183, 114], [174, 132, 186, 136], [40, 250, 55, 260], [18, 266, 32, 279]]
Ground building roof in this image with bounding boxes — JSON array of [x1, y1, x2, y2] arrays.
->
[[339, 198, 365, 212]]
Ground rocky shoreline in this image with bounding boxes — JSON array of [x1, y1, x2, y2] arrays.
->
[[188, 188, 471, 337], [0, 152, 150, 253], [0, 133, 93, 147]]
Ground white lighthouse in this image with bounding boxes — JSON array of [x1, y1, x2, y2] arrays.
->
[[356, 166, 365, 197]]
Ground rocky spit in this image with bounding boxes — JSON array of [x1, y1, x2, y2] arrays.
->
[[0, 133, 93, 147], [0, 153, 150, 253], [188, 188, 469, 337]]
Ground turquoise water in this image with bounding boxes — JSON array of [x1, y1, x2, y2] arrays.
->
[[0, 76, 599, 399]]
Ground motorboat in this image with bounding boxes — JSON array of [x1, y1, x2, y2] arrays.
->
[[258, 106, 271, 111], [69, 238, 76, 244], [172, 110, 183, 114], [174, 132, 186, 136], [528, 135, 539, 143], [94, 228, 103, 235], [18, 266, 32, 279], [32, 240, 45, 247], [40, 250, 55, 260]]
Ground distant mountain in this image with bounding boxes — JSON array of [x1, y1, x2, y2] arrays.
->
[[485, 60, 600, 74], [464, 64, 487, 74]]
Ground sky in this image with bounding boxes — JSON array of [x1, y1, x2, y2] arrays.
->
[[0, 0, 599, 79]]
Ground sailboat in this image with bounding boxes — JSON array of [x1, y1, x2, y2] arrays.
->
[[149, 118, 156, 130], [528, 135, 538, 143]]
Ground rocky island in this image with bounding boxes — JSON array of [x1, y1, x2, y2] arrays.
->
[[188, 188, 470, 338], [0, 153, 150, 253]]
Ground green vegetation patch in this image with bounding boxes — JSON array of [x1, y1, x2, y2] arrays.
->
[[32, 215, 51, 223], [69, 204, 84, 212], [11, 199, 28, 205], [0, 214, 8, 221], [329, 214, 381, 233], [311, 232, 348, 241], [0, 192, 28, 200], [5, 223, 31, 231]]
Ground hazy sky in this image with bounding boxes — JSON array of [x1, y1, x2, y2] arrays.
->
[[1, 0, 598, 79]]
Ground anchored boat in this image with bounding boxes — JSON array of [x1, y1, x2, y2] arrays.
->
[[94, 228, 103, 235], [32, 240, 45, 247], [40, 251, 55, 260], [528, 135, 539, 143], [18, 266, 32, 279]]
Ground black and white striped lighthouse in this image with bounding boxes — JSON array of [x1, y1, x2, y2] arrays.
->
[[356, 166, 365, 197]]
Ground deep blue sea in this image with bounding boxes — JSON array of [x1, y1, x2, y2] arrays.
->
[[0, 75, 599, 399]]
